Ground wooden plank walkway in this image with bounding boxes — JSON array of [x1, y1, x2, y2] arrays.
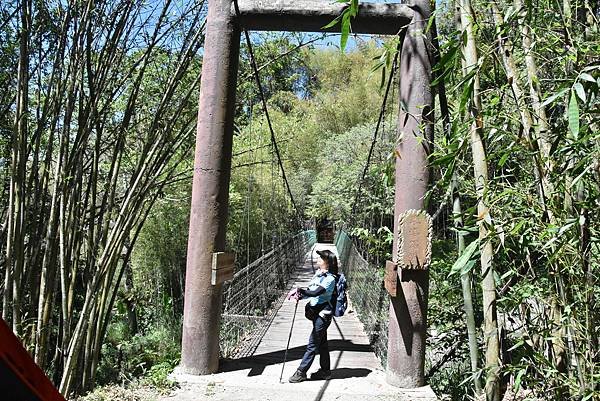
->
[[166, 244, 437, 401]]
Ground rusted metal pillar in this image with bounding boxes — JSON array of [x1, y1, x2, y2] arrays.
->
[[180, 0, 240, 375], [386, 0, 433, 388]]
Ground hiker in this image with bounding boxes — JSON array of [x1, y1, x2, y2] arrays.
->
[[287, 249, 338, 383]]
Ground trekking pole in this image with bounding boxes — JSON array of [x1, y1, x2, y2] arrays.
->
[[310, 243, 316, 273], [279, 298, 299, 383]]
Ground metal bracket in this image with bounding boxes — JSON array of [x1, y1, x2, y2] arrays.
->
[[385, 260, 398, 297]]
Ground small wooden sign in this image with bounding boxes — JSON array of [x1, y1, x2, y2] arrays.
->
[[385, 260, 398, 297], [211, 252, 235, 285], [397, 210, 432, 270]]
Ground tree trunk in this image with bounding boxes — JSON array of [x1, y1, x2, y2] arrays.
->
[[434, 14, 481, 391]]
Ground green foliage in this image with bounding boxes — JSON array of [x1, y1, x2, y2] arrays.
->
[[568, 89, 580, 138], [305, 120, 395, 223], [140, 362, 177, 389], [426, 0, 600, 398], [322, 0, 359, 52], [449, 240, 479, 276], [300, 44, 386, 135], [236, 33, 311, 124], [132, 191, 191, 326], [427, 239, 479, 399], [97, 324, 180, 386]]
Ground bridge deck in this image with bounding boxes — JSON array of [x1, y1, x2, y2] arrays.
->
[[166, 244, 437, 401]]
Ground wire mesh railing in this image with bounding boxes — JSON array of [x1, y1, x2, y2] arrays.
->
[[335, 230, 390, 365], [219, 230, 316, 358]]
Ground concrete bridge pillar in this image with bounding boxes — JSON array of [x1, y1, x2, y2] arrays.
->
[[387, 0, 434, 388], [181, 0, 240, 375]]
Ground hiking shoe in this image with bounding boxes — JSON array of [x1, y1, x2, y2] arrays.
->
[[289, 370, 307, 383], [310, 369, 331, 380]]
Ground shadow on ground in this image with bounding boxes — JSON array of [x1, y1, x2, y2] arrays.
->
[[219, 339, 373, 377], [318, 367, 372, 380]]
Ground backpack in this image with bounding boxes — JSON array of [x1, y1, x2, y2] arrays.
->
[[332, 273, 348, 317]]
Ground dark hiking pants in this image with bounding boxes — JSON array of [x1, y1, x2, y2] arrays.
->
[[298, 314, 332, 373]]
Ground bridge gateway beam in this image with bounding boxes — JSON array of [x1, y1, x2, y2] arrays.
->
[[182, 0, 432, 385], [388, 0, 433, 388], [234, 0, 413, 34]]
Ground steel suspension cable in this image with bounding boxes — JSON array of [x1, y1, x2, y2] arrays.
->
[[233, 0, 301, 224], [350, 49, 400, 218]]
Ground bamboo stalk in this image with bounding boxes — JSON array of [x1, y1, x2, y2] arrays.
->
[[458, 0, 500, 398], [452, 174, 482, 393]]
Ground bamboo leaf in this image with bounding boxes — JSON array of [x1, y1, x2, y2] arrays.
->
[[543, 220, 577, 249], [541, 87, 568, 107], [434, 44, 460, 72], [509, 219, 526, 235], [579, 73, 596, 83], [340, 11, 351, 52], [462, 260, 477, 275], [573, 82, 586, 103], [450, 239, 480, 276], [568, 90, 580, 139], [508, 340, 525, 352], [459, 78, 474, 115], [498, 152, 510, 167], [569, 163, 594, 189], [503, 5, 515, 23], [321, 15, 342, 30], [549, 134, 561, 156], [495, 224, 505, 247], [351, 0, 359, 16], [431, 153, 456, 166], [514, 369, 526, 391], [582, 65, 600, 72], [371, 60, 384, 73], [425, 10, 436, 34], [431, 68, 452, 87]]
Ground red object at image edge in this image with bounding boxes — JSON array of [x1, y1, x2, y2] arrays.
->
[[0, 318, 66, 401]]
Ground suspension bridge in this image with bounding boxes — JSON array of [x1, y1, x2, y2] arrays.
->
[[180, 0, 436, 396], [166, 237, 437, 401]]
